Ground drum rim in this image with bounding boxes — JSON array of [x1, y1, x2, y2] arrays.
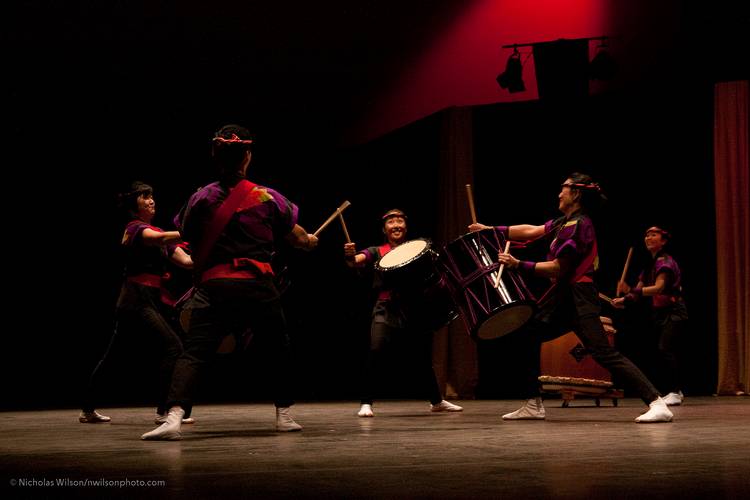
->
[[445, 228, 500, 249], [374, 238, 432, 271], [470, 300, 537, 339]]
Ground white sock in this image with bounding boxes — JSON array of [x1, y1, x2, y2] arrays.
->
[[635, 397, 673, 423], [141, 407, 184, 440], [502, 398, 546, 420], [358, 404, 374, 417], [276, 407, 302, 432]]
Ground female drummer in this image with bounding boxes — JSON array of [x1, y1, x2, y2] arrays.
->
[[469, 173, 673, 423], [344, 209, 462, 417], [80, 182, 194, 425], [613, 226, 689, 406]]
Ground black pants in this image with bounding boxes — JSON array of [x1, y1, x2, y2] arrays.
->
[[166, 278, 295, 409], [653, 304, 688, 394], [360, 319, 442, 406], [515, 283, 660, 404], [83, 284, 184, 415]]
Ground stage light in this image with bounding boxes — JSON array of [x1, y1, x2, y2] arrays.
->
[[589, 41, 616, 80], [496, 46, 525, 93]]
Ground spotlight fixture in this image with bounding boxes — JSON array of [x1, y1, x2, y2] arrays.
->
[[589, 39, 616, 80], [496, 46, 525, 93]]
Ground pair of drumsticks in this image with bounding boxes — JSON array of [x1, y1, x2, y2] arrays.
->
[[465, 184, 633, 300], [313, 200, 352, 242], [465, 184, 510, 288]]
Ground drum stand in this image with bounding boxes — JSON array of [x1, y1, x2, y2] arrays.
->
[[538, 318, 624, 407], [538, 375, 624, 407]]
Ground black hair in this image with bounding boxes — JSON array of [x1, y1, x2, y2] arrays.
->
[[212, 124, 254, 185], [565, 172, 607, 213], [117, 181, 153, 218]]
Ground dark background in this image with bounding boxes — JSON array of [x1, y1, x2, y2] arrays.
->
[[5, 0, 748, 409]]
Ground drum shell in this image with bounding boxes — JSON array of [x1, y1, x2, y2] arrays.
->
[[374, 239, 441, 291], [374, 239, 457, 331], [438, 229, 536, 340]]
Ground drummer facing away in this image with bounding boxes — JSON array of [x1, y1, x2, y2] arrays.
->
[[141, 124, 318, 440], [470, 172, 673, 423], [344, 209, 462, 417]]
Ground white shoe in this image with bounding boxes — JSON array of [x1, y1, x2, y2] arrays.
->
[[141, 407, 184, 440], [276, 407, 302, 432], [430, 400, 463, 412], [635, 397, 674, 423], [79, 410, 111, 423], [357, 404, 374, 418], [155, 414, 196, 425], [662, 391, 683, 406], [502, 398, 546, 420]]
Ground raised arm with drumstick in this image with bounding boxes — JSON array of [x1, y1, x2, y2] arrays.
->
[[467, 172, 673, 424], [343, 208, 462, 418], [612, 226, 689, 407]]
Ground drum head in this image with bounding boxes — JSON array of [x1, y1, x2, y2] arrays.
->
[[378, 239, 429, 269], [475, 303, 534, 340]]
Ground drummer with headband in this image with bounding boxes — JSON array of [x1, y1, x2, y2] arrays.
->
[[344, 209, 462, 417], [469, 172, 673, 423], [141, 124, 318, 440], [613, 225, 689, 406]]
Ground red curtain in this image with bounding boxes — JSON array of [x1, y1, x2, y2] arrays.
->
[[714, 80, 750, 395], [432, 106, 479, 398]]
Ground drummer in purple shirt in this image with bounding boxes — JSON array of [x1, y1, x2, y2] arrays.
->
[[81, 182, 193, 425], [141, 124, 318, 440], [344, 209, 463, 418], [613, 226, 689, 406], [470, 172, 673, 423]]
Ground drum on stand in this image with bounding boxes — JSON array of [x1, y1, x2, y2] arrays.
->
[[374, 239, 458, 331], [538, 316, 624, 406], [438, 229, 536, 340]]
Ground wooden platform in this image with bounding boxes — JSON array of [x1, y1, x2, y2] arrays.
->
[[1, 398, 749, 499]]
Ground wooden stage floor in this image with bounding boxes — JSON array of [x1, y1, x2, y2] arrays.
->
[[1, 397, 748, 499]]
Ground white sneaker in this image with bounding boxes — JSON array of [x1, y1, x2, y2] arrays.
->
[[276, 407, 302, 432], [357, 404, 374, 418], [155, 414, 196, 425], [430, 400, 463, 412], [502, 398, 546, 420], [79, 410, 111, 423], [662, 391, 683, 406], [141, 407, 184, 440], [635, 397, 674, 423]]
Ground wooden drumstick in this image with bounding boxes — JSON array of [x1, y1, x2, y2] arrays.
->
[[313, 200, 351, 237], [616, 247, 634, 297], [494, 241, 511, 288], [465, 184, 477, 224], [338, 212, 351, 243], [598, 292, 614, 305]]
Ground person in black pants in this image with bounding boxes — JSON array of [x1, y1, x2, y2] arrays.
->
[[344, 208, 463, 417], [81, 181, 194, 425], [614, 226, 689, 406], [141, 124, 317, 440], [470, 172, 673, 423]]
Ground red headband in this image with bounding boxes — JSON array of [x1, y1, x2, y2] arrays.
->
[[646, 226, 671, 239], [564, 182, 601, 192], [382, 209, 407, 221], [213, 133, 253, 145]]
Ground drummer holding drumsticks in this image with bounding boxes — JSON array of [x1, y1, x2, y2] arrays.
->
[[469, 173, 673, 423], [344, 209, 463, 418]]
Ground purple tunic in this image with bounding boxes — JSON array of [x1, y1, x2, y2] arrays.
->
[[174, 181, 298, 270], [639, 251, 683, 309], [544, 212, 598, 282], [121, 220, 171, 278]]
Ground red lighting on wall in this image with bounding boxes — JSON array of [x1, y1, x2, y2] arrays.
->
[[354, 0, 610, 143]]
